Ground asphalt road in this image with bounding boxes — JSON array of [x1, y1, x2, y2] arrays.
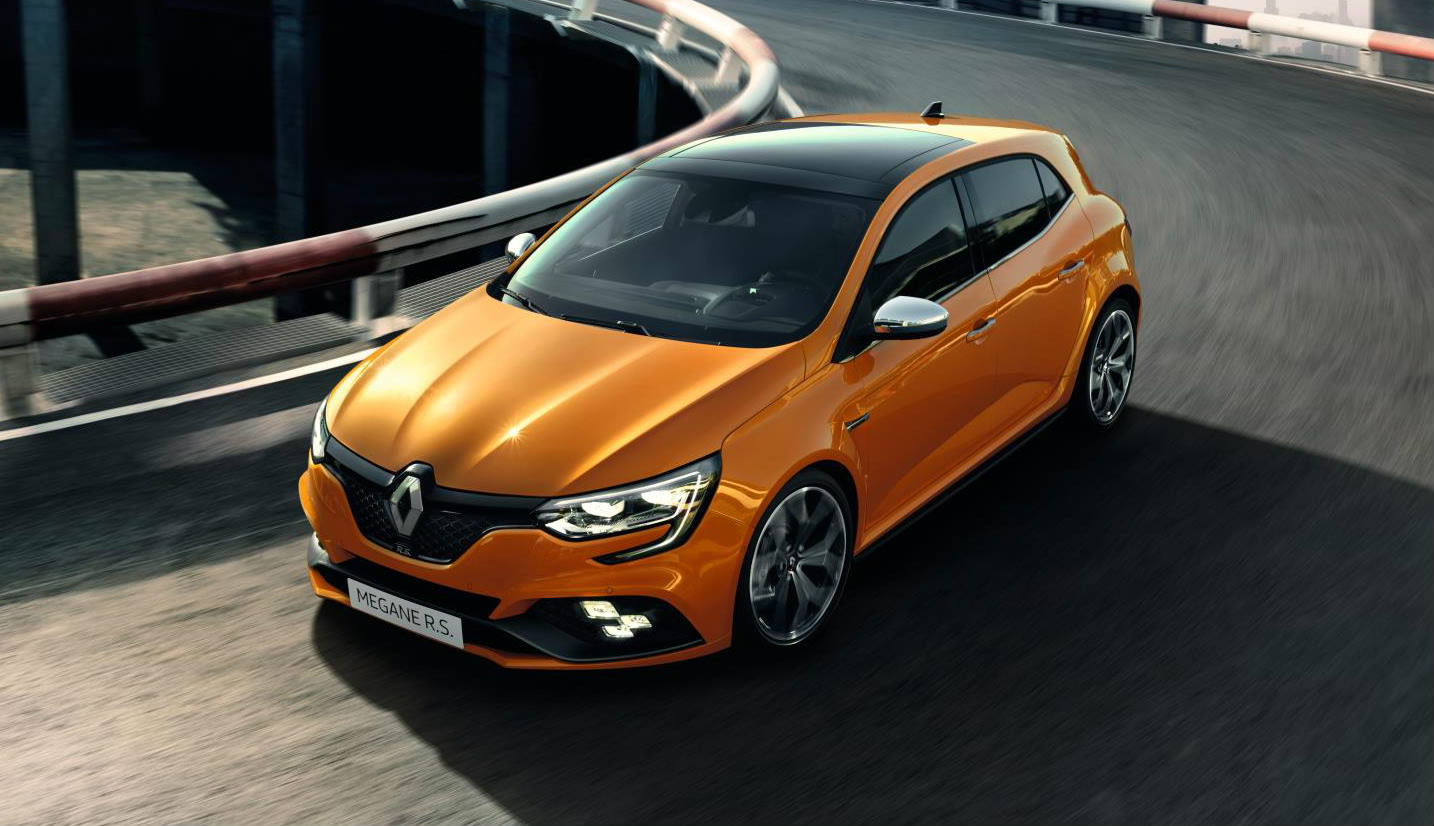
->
[[1, 1, 1431, 823]]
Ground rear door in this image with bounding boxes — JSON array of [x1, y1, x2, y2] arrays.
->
[[960, 156, 1092, 427]]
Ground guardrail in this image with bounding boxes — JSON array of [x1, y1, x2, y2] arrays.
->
[[0, 0, 781, 416], [1027, 0, 1434, 76]]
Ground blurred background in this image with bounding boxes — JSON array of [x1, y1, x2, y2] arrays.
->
[[0, 0, 1430, 823]]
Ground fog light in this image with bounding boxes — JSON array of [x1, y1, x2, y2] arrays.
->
[[620, 614, 651, 630], [580, 600, 619, 620], [601, 624, 634, 639]]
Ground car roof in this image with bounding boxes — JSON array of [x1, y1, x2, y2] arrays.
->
[[671, 121, 965, 182], [648, 114, 1059, 199]]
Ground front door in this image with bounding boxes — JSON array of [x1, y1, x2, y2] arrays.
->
[[835, 176, 1004, 535]]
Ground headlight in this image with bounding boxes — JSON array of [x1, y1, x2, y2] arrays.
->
[[310, 399, 330, 462], [535, 455, 719, 563]]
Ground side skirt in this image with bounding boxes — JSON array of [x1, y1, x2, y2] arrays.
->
[[853, 406, 1067, 565]]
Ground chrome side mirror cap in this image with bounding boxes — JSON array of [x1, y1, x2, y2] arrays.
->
[[872, 296, 948, 340], [505, 232, 537, 264]]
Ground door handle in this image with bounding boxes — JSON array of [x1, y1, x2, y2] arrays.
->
[[966, 317, 996, 341], [1059, 260, 1086, 278]]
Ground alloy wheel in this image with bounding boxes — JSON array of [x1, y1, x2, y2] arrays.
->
[[1089, 308, 1135, 423], [748, 486, 848, 644]]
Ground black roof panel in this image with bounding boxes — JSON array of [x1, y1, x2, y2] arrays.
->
[[672, 122, 964, 184]]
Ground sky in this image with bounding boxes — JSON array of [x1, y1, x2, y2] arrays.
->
[[1203, 0, 1372, 44]]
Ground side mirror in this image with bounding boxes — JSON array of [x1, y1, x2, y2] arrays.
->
[[872, 296, 947, 340], [505, 232, 536, 264]]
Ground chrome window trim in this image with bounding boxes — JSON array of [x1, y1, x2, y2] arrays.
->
[[831, 155, 1074, 363], [965, 194, 1073, 284]]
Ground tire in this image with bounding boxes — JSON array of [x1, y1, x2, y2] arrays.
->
[[1071, 298, 1137, 429], [735, 469, 854, 650]]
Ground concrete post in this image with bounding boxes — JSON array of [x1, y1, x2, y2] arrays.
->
[[1246, 30, 1272, 55], [655, 15, 683, 52], [1357, 48, 1383, 77], [134, 0, 164, 135], [570, 0, 597, 21], [19, 0, 80, 287], [272, 0, 322, 241], [1142, 14, 1162, 39], [713, 45, 740, 86], [1040, 1, 1057, 23], [636, 59, 657, 145], [940, 0, 957, 9], [483, 5, 511, 195]]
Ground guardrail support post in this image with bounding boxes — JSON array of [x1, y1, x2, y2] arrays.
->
[[940, 0, 957, 10], [1357, 48, 1382, 77], [1039, 1, 1057, 23], [655, 14, 683, 52], [713, 46, 741, 85], [1142, 14, 1161, 39], [1246, 30, 1271, 56], [352, 276, 376, 327], [569, 0, 596, 21], [0, 346, 40, 419], [352, 269, 402, 335]]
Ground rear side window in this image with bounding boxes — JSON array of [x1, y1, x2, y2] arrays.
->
[[962, 158, 1049, 268], [1035, 159, 1071, 217], [864, 178, 976, 306]]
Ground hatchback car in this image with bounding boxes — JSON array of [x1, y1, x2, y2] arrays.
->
[[300, 108, 1141, 669]]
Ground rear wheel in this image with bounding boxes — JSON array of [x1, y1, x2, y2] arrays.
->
[[736, 470, 853, 648], [1072, 299, 1137, 428]]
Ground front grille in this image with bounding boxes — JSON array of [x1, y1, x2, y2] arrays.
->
[[324, 441, 540, 564]]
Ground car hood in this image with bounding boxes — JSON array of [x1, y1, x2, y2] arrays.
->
[[327, 290, 806, 497]]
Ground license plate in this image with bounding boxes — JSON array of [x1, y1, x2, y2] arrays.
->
[[347, 579, 464, 649]]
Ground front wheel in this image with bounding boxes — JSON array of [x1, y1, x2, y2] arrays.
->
[[736, 470, 853, 649], [1072, 299, 1137, 428]]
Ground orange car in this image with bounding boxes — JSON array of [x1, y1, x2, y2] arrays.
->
[[299, 106, 1141, 669]]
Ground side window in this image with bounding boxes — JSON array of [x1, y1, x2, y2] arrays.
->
[[962, 158, 1050, 268], [1034, 158, 1071, 218], [864, 178, 976, 308]]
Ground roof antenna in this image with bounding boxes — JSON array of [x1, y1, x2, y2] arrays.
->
[[919, 100, 944, 119]]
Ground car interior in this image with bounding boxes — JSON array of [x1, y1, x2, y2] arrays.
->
[[529, 172, 875, 337]]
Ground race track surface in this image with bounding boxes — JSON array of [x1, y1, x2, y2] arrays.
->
[[1, 2, 1430, 823]]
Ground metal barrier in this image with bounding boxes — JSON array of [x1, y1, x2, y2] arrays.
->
[[0, 0, 782, 417], [1032, 0, 1434, 77]]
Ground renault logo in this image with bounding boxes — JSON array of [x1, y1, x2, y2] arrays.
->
[[387, 473, 425, 537]]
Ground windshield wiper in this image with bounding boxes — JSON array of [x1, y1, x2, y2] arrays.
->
[[559, 314, 652, 336], [498, 286, 550, 316]]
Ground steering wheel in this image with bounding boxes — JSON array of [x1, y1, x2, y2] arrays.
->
[[701, 270, 822, 316]]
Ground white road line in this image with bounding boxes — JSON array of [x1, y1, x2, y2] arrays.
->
[[863, 0, 1434, 97], [0, 348, 374, 443]]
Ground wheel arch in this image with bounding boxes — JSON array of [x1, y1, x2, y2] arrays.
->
[[1109, 283, 1141, 325], [805, 458, 859, 531]]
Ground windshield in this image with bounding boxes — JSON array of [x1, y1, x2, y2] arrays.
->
[[493, 170, 877, 347]]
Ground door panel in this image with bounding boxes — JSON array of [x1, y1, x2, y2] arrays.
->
[[963, 159, 1092, 427], [840, 275, 1000, 531]]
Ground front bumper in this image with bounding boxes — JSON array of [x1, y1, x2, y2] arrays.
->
[[299, 461, 748, 669]]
